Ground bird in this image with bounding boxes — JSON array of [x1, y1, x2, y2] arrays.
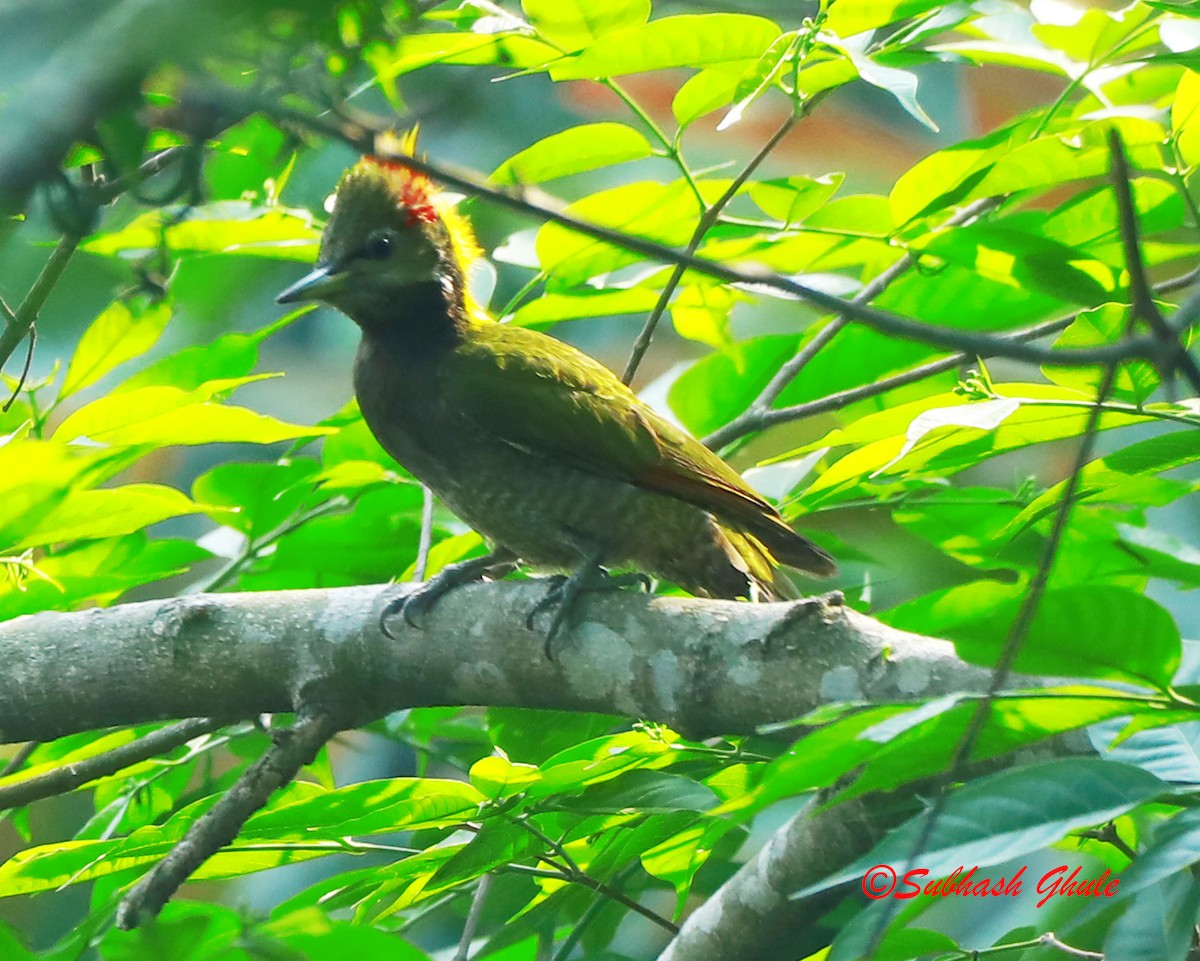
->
[[277, 139, 836, 650]]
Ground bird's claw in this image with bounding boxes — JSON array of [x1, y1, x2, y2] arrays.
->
[[380, 584, 443, 639], [525, 576, 568, 631], [380, 549, 519, 639], [527, 566, 652, 659]]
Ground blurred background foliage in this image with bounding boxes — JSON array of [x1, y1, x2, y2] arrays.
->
[[2, 0, 1200, 958]]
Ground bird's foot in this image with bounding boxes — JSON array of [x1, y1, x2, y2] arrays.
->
[[527, 564, 651, 659], [381, 549, 518, 638]]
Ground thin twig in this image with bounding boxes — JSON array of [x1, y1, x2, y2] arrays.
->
[[190, 496, 349, 594], [0, 718, 221, 811], [511, 815, 679, 935], [0, 235, 78, 374], [622, 112, 800, 385], [0, 741, 38, 780], [1108, 128, 1200, 394], [1039, 934, 1105, 960], [747, 196, 1001, 412], [247, 91, 1194, 373], [116, 709, 343, 929], [2, 323, 34, 411], [861, 134, 1145, 952], [415, 485, 435, 582], [453, 874, 493, 961], [1077, 821, 1137, 862], [548, 865, 638, 961], [951, 932, 1105, 960], [703, 266, 1200, 448], [864, 362, 1120, 959], [0, 145, 190, 405]]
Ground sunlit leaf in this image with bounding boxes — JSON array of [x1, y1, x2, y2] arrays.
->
[[491, 123, 655, 184], [84, 202, 320, 260], [549, 14, 782, 80], [60, 300, 171, 400], [54, 381, 333, 449], [522, 0, 650, 49]]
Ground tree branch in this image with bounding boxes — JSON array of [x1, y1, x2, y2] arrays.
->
[[659, 797, 882, 961], [115, 708, 343, 928], [704, 265, 1200, 448], [241, 92, 1195, 375], [621, 110, 800, 385], [0, 716, 221, 810], [0, 583, 997, 746]]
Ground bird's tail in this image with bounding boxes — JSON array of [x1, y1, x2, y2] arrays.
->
[[720, 529, 804, 602], [745, 517, 837, 579]]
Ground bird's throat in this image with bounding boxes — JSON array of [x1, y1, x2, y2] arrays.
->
[[359, 278, 466, 360]]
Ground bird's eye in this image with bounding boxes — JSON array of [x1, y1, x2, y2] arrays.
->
[[362, 233, 394, 260]]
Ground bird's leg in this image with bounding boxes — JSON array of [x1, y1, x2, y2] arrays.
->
[[381, 547, 519, 638], [527, 550, 652, 659]]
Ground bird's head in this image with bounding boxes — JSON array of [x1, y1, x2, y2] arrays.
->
[[277, 137, 481, 333]]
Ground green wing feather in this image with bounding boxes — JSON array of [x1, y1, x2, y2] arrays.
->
[[450, 325, 835, 576]]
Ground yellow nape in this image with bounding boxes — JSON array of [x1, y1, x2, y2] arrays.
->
[[370, 128, 489, 325]]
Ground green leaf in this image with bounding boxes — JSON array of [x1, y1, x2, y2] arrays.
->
[[749, 173, 844, 225], [754, 688, 1149, 808], [83, 202, 321, 261], [886, 584, 1181, 690], [10, 484, 203, 550], [795, 759, 1169, 898], [192, 460, 320, 536], [54, 380, 333, 449], [718, 31, 798, 130], [0, 536, 208, 620], [534, 180, 702, 287], [796, 385, 1156, 505], [549, 14, 782, 80], [468, 755, 541, 799], [115, 308, 305, 394], [825, 0, 946, 37], [486, 707, 620, 764], [369, 33, 560, 80], [998, 427, 1200, 542], [115, 332, 261, 393], [429, 820, 536, 889], [244, 777, 486, 839], [522, 0, 650, 50], [829, 41, 939, 131], [254, 486, 423, 589], [672, 67, 744, 128], [1032, 3, 1154, 64], [530, 731, 678, 796], [888, 115, 1037, 224], [1043, 303, 1159, 403], [914, 219, 1116, 305], [0, 922, 32, 961], [975, 119, 1168, 207], [60, 300, 171, 399], [1101, 874, 1200, 961], [1042, 179, 1184, 252], [641, 819, 734, 920], [1070, 810, 1200, 926], [510, 287, 663, 327], [491, 123, 654, 185], [670, 283, 743, 356], [563, 769, 719, 814], [259, 910, 434, 961], [670, 334, 799, 436], [1173, 70, 1200, 167]]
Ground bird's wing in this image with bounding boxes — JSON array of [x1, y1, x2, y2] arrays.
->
[[450, 326, 790, 534]]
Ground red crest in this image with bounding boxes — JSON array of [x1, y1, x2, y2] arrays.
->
[[364, 155, 438, 227]]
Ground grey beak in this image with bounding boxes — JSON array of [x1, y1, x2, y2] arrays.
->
[[276, 263, 344, 304]]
